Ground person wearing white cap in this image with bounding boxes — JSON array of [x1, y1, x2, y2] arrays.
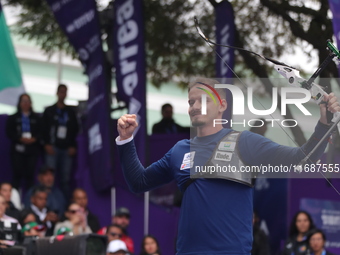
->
[[107, 240, 129, 255]]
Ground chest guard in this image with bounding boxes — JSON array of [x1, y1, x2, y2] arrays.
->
[[194, 131, 256, 187]]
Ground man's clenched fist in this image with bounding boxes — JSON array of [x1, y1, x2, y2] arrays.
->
[[117, 114, 138, 140]]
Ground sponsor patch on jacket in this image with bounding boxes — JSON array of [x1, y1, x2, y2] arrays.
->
[[182, 152, 195, 163], [214, 151, 232, 161], [180, 151, 195, 170], [218, 141, 236, 151], [180, 161, 193, 170], [227, 133, 238, 141]]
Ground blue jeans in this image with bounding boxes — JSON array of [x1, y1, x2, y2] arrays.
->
[[45, 146, 73, 198]]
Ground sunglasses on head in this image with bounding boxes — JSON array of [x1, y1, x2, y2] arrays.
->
[[109, 232, 122, 238]]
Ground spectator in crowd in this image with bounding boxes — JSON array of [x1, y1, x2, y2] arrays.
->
[[140, 235, 161, 255], [307, 229, 335, 255], [113, 207, 134, 254], [21, 221, 45, 238], [152, 103, 186, 134], [42, 84, 79, 198], [98, 207, 134, 254], [252, 211, 270, 255], [0, 194, 21, 246], [0, 182, 20, 220], [282, 211, 316, 255], [72, 188, 100, 232], [28, 186, 59, 236], [54, 202, 91, 236], [5, 93, 41, 191], [106, 224, 123, 243], [24, 166, 66, 218], [249, 118, 268, 136], [107, 240, 129, 255], [19, 210, 37, 227]]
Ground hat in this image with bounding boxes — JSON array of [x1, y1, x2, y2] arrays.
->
[[107, 240, 128, 253], [115, 207, 130, 218], [56, 226, 72, 235], [39, 166, 55, 175], [21, 222, 46, 233]]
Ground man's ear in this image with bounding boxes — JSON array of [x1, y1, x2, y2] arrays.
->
[[219, 99, 227, 113]]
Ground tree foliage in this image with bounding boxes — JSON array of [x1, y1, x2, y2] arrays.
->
[[144, 0, 215, 88], [5, 0, 74, 56]]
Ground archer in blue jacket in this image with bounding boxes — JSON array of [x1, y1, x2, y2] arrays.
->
[[116, 77, 340, 255]]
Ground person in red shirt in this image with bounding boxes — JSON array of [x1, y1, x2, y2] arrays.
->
[[98, 207, 134, 253]]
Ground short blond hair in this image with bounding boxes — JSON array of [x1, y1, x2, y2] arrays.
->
[[188, 77, 226, 99]]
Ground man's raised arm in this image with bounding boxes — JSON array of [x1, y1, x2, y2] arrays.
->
[[116, 114, 174, 193]]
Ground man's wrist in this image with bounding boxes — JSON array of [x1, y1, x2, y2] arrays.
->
[[317, 120, 331, 129], [116, 135, 134, 145]]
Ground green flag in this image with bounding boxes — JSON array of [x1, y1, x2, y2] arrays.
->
[[0, 2, 25, 106]]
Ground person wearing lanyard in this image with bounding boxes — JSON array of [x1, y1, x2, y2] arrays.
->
[[307, 229, 335, 255], [42, 84, 79, 198], [282, 211, 316, 255], [5, 94, 41, 191]]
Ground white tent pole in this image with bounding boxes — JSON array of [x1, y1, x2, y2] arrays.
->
[[111, 187, 116, 216], [144, 191, 149, 235], [57, 51, 63, 84]]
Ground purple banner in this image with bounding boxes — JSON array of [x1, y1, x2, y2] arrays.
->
[[45, 0, 113, 191], [328, 0, 340, 75], [300, 198, 340, 252], [215, 1, 235, 127], [113, 0, 147, 165]]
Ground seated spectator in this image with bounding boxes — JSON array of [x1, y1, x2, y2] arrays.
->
[[19, 210, 38, 227], [307, 229, 335, 255], [282, 211, 316, 255], [72, 188, 100, 232], [140, 235, 161, 255], [24, 166, 66, 217], [0, 182, 20, 220], [54, 202, 92, 236], [107, 240, 129, 255], [98, 207, 134, 254], [0, 194, 21, 247], [21, 222, 45, 238], [152, 103, 186, 134], [252, 211, 270, 255], [113, 208, 134, 254], [27, 186, 59, 236], [106, 224, 123, 243]]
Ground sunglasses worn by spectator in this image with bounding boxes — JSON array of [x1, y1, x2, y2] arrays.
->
[[110, 232, 122, 238], [68, 209, 81, 214]]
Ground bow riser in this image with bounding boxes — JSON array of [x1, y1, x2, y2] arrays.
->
[[274, 64, 327, 106]]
